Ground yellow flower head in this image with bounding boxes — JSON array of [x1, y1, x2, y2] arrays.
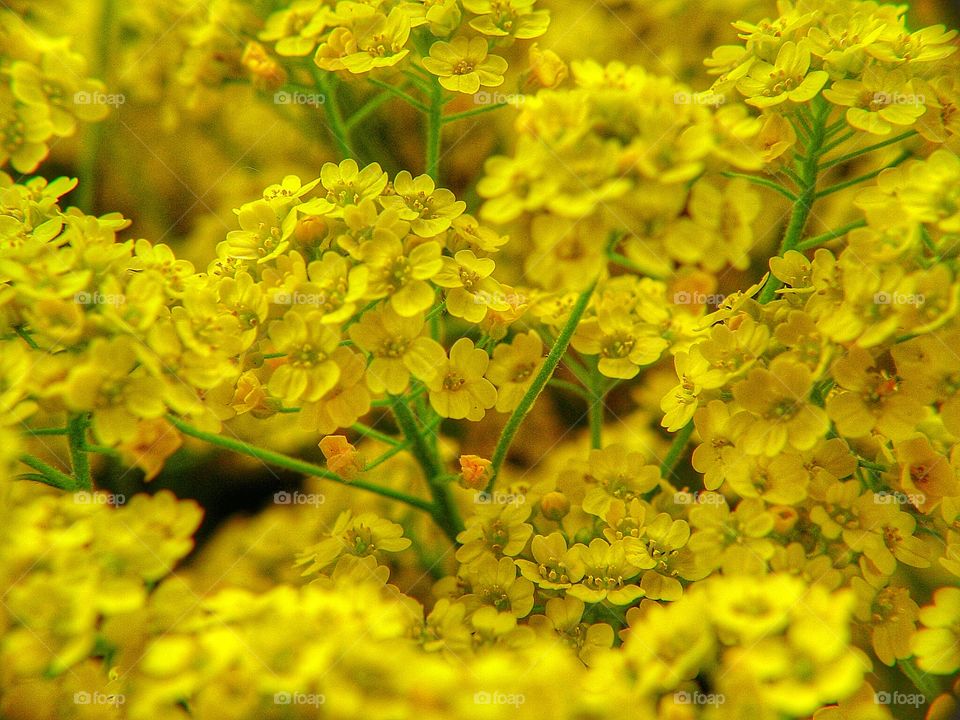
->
[[422, 36, 508, 94]]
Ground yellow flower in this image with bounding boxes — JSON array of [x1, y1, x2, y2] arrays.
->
[[736, 40, 829, 108], [260, 1, 331, 56], [455, 503, 533, 564], [463, 554, 535, 618], [266, 310, 341, 403], [516, 532, 584, 589], [379, 171, 466, 237], [422, 36, 508, 94], [432, 249, 509, 323], [302, 159, 389, 218], [459, 454, 492, 490], [360, 235, 443, 316], [572, 310, 667, 380], [224, 199, 295, 264], [823, 67, 927, 135], [348, 304, 445, 394], [912, 587, 960, 674], [485, 331, 543, 413], [319, 434, 364, 479], [299, 346, 371, 434], [0, 89, 53, 173], [427, 337, 497, 421], [339, 9, 411, 74], [851, 576, 918, 666], [462, 0, 550, 40], [63, 337, 165, 445], [731, 355, 829, 456], [567, 539, 645, 605], [296, 510, 411, 575]]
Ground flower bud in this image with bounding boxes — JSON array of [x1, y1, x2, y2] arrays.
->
[[540, 491, 570, 520], [769, 505, 799, 535], [320, 435, 364, 480], [459, 454, 492, 490]]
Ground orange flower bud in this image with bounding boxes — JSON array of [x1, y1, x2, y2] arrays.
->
[[540, 491, 570, 521], [319, 435, 364, 480], [459, 454, 492, 490]]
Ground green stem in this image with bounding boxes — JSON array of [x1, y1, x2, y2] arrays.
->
[[815, 150, 911, 198], [721, 172, 797, 202], [757, 97, 831, 304], [18, 455, 76, 491], [74, 0, 117, 213], [442, 102, 508, 124], [314, 72, 353, 159], [363, 442, 410, 472], [367, 78, 428, 112], [344, 89, 393, 130], [794, 219, 868, 251], [587, 364, 606, 450], [487, 280, 597, 491], [390, 398, 463, 542], [819, 130, 917, 170], [166, 414, 433, 513], [425, 80, 444, 182], [25, 426, 69, 436], [660, 421, 695, 479], [14, 325, 39, 349], [898, 659, 939, 701], [351, 422, 401, 446], [67, 413, 92, 490]]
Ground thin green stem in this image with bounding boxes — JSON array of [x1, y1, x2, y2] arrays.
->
[[25, 426, 69, 436], [818, 129, 856, 157], [442, 102, 508, 124], [898, 659, 939, 701], [547, 378, 590, 401], [18, 455, 76, 491], [487, 280, 597, 491], [390, 398, 463, 542], [721, 172, 797, 202], [14, 325, 39, 349], [314, 72, 353, 159], [794, 219, 868, 251], [363, 441, 410, 472], [815, 150, 911, 198], [367, 78, 428, 112], [758, 97, 831, 304], [587, 363, 606, 450], [67, 413, 92, 490], [351, 422, 401, 447], [819, 130, 917, 170], [344, 89, 393, 130], [660, 421, 695, 479], [166, 414, 433, 513], [425, 80, 444, 182]]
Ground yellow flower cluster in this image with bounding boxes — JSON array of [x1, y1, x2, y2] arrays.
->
[[4, 0, 960, 719], [0, 9, 110, 173]]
